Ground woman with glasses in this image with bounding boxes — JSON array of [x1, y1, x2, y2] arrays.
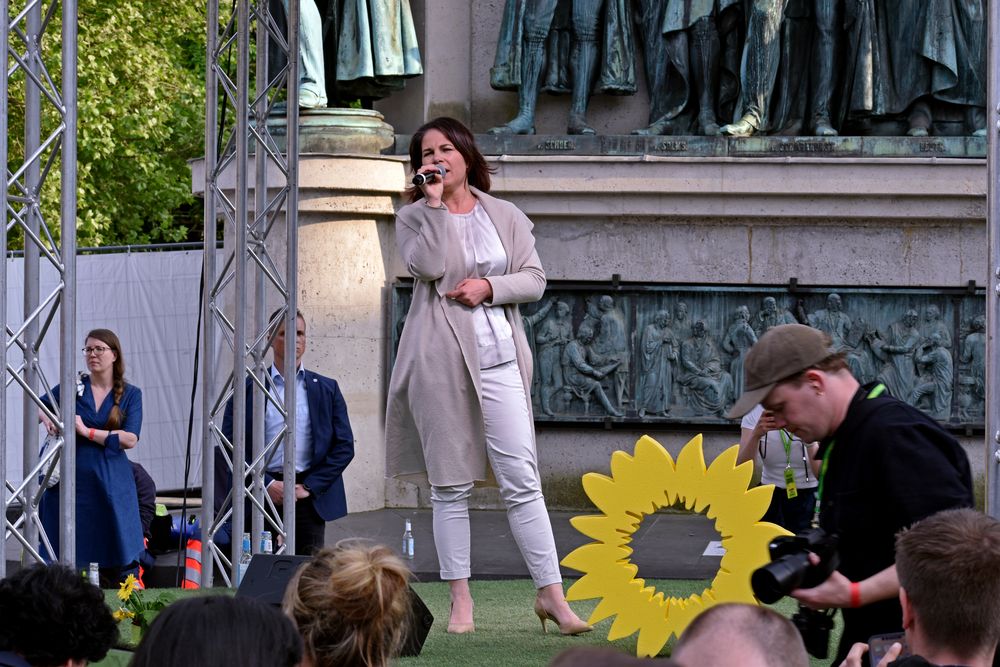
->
[[39, 328, 144, 584]]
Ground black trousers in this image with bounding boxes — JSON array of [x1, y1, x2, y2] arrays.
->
[[290, 497, 326, 556], [268, 472, 326, 556]]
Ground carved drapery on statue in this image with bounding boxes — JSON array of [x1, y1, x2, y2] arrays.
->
[[269, 0, 422, 106], [488, 0, 637, 135], [653, 0, 742, 135], [841, 0, 986, 135], [490, 0, 637, 94], [390, 283, 986, 427], [488, 0, 986, 137]]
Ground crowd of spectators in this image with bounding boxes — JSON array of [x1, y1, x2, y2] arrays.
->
[[0, 541, 411, 667], [3, 505, 1000, 667]]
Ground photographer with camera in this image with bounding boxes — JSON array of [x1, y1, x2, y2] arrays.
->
[[728, 324, 973, 666]]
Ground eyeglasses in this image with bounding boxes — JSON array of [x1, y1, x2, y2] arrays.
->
[[82, 346, 111, 356]]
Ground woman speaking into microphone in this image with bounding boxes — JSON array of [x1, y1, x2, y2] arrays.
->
[[386, 117, 590, 636]]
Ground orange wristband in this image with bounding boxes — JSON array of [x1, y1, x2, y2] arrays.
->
[[88, 428, 96, 441], [849, 581, 862, 608]]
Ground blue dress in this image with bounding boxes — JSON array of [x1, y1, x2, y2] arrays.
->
[[39, 377, 144, 568]]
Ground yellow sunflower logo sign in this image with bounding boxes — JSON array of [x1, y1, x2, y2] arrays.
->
[[561, 434, 791, 657]]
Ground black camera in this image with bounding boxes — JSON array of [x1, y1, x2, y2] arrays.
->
[[752, 529, 841, 659], [792, 606, 836, 659], [751, 527, 839, 604]]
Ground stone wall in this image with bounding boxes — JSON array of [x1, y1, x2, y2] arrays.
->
[[382, 153, 989, 508], [193, 148, 989, 512]]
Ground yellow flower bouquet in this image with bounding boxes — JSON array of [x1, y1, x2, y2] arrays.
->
[[114, 574, 170, 638]]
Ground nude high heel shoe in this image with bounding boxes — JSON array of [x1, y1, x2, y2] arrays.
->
[[533, 599, 593, 636], [446, 602, 475, 634]]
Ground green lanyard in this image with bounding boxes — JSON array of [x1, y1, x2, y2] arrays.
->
[[779, 429, 810, 482], [811, 383, 886, 528], [779, 429, 793, 466]]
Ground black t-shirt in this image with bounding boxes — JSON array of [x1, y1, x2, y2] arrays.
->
[[816, 383, 974, 665], [890, 656, 968, 667]]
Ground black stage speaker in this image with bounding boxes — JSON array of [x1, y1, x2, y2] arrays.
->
[[235, 554, 433, 657]]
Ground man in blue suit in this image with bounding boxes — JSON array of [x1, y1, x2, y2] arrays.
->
[[218, 310, 355, 555]]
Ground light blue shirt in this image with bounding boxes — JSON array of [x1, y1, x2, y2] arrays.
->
[[264, 364, 313, 473]]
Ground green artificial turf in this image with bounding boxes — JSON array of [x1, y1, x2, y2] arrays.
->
[[92, 579, 842, 667], [400, 579, 842, 667]]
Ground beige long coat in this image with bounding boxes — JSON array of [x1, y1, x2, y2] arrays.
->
[[385, 188, 546, 486]]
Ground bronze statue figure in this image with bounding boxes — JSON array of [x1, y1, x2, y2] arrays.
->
[[561, 322, 624, 417], [272, 0, 423, 108], [489, 0, 636, 134], [636, 310, 678, 417]]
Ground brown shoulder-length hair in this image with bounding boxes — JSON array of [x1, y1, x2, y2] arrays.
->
[[407, 117, 495, 203], [85, 328, 126, 430]]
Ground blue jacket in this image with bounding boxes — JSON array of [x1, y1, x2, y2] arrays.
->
[[0, 652, 32, 667], [216, 369, 355, 539]]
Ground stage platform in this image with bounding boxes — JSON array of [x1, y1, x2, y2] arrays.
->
[[6, 507, 723, 583]]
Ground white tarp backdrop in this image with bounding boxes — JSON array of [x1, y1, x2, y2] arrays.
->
[[5, 248, 219, 491]]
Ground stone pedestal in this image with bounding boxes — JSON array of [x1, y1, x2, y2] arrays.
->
[[266, 108, 395, 154]]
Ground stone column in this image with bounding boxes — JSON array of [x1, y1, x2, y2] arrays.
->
[[295, 152, 403, 512]]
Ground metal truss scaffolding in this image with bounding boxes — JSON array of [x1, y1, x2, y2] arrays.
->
[[988, 1, 1000, 518], [201, 0, 300, 586], [2, 0, 78, 576]]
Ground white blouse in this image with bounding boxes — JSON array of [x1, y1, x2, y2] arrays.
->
[[452, 201, 516, 369]]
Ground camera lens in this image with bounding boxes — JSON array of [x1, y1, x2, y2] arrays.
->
[[751, 552, 812, 604]]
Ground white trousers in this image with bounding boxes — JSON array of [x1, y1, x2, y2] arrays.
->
[[430, 360, 562, 588]]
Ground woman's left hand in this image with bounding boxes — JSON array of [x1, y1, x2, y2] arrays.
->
[[446, 278, 493, 307], [74, 415, 87, 437]]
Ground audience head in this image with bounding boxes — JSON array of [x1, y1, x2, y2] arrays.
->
[[672, 603, 808, 667], [283, 540, 412, 667], [0, 563, 117, 667], [130, 595, 302, 667], [895, 508, 1000, 663]]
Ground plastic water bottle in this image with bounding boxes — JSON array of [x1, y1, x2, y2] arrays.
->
[[402, 519, 414, 560], [237, 532, 252, 585], [260, 530, 273, 555], [88, 562, 100, 587]]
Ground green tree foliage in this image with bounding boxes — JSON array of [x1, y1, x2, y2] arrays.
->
[[7, 0, 206, 247], [76, 1, 206, 245]]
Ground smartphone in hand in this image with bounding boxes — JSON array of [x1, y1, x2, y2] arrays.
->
[[867, 632, 908, 666]]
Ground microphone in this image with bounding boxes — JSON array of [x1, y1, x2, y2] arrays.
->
[[412, 165, 446, 186]]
